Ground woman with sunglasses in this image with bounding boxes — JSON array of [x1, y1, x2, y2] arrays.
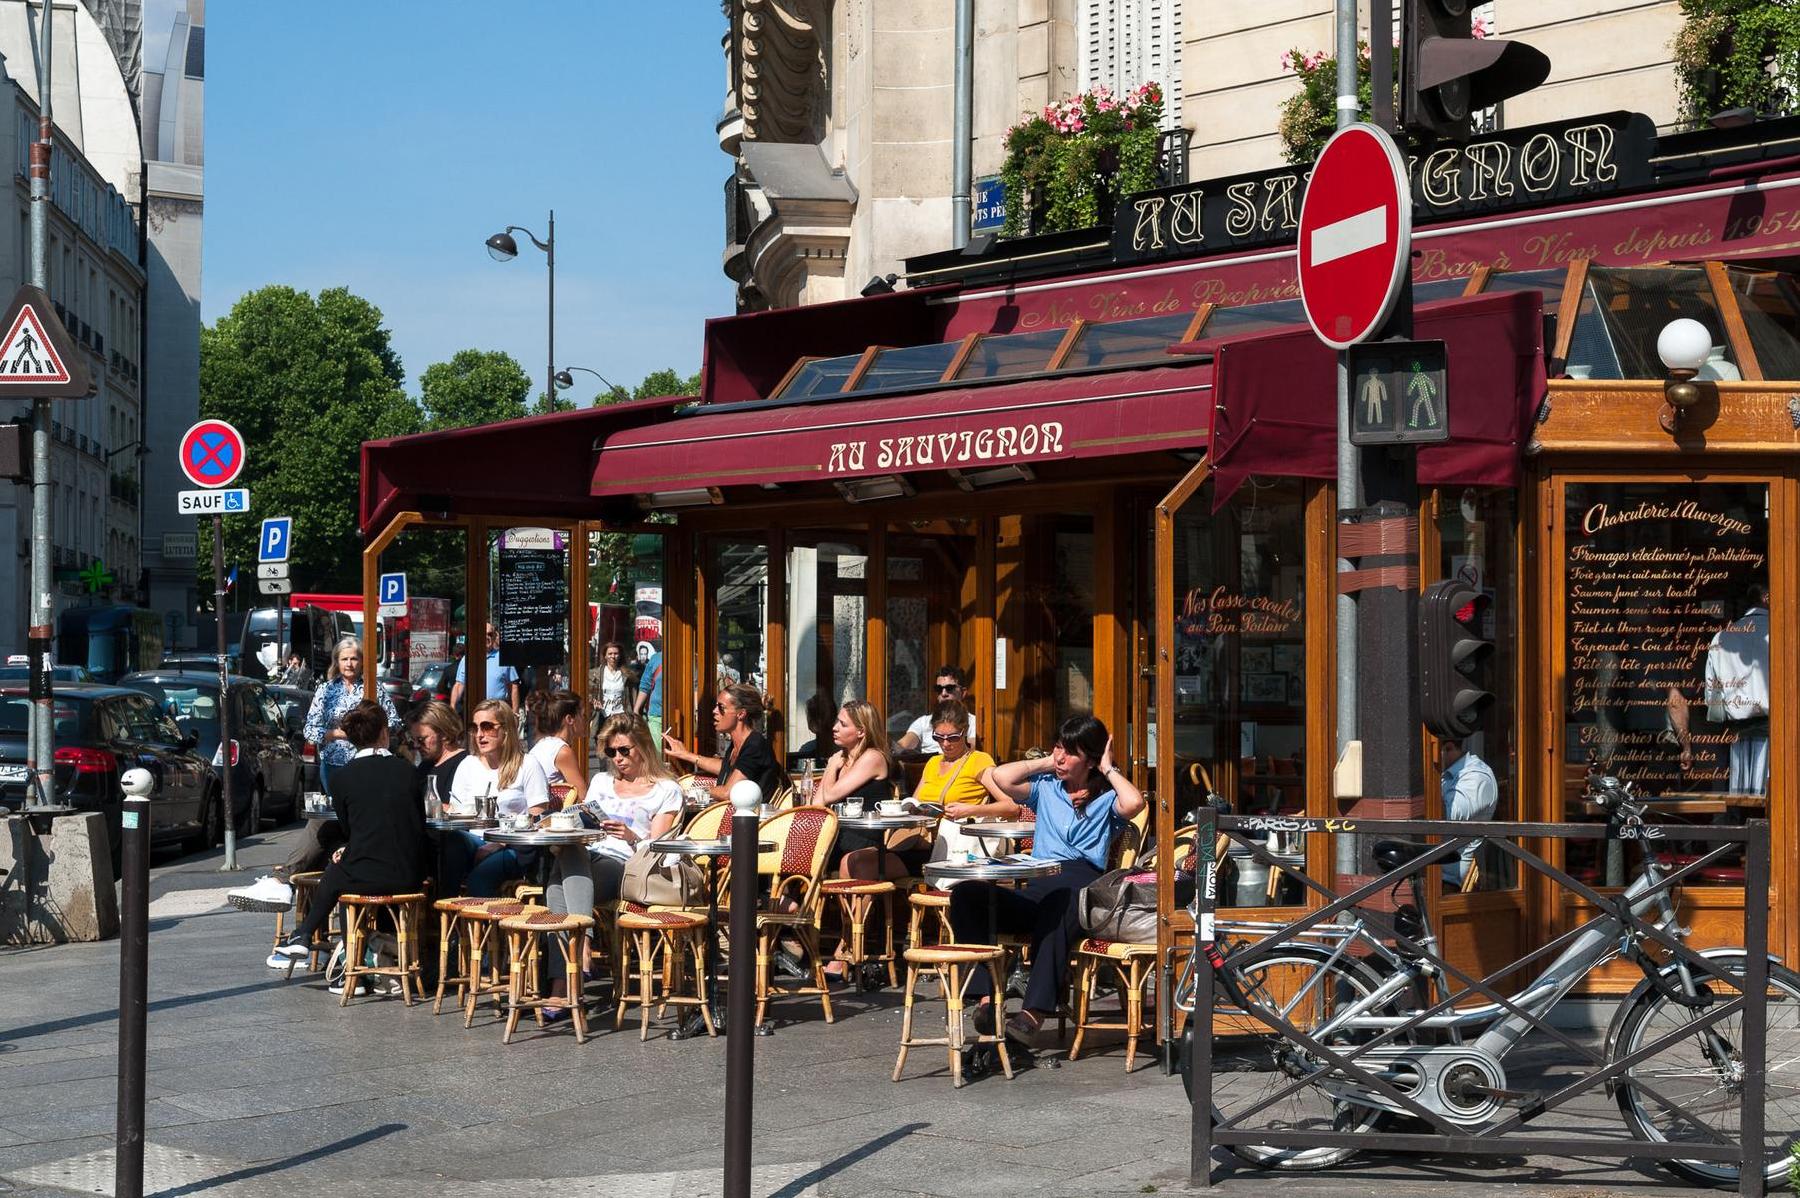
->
[[446, 699, 551, 896], [574, 714, 683, 902], [526, 690, 588, 806], [836, 698, 994, 883], [895, 665, 977, 754], [662, 682, 786, 803]]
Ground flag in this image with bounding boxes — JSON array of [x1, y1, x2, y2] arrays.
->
[[224, 566, 237, 592]]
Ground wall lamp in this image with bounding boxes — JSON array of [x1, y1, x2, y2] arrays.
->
[[642, 487, 723, 509], [861, 274, 897, 297], [947, 463, 1034, 491], [1655, 318, 1712, 433]]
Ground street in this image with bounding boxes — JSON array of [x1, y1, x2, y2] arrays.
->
[[0, 825, 1727, 1198]]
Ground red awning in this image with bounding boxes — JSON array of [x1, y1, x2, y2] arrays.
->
[[589, 365, 1212, 496], [1198, 289, 1547, 508]]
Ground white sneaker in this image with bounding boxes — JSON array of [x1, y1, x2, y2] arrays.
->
[[228, 876, 294, 913], [265, 951, 291, 969]]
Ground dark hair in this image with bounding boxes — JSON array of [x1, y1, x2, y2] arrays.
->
[[805, 691, 835, 736], [529, 689, 583, 733], [339, 700, 389, 750], [602, 640, 624, 656], [933, 664, 968, 688], [1054, 712, 1108, 762], [930, 698, 970, 732], [718, 681, 766, 726]]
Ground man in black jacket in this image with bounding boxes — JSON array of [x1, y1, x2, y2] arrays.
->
[[272, 701, 427, 960]]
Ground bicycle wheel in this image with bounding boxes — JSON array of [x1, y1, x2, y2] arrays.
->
[[1197, 945, 1396, 1170], [1612, 954, 1800, 1188]]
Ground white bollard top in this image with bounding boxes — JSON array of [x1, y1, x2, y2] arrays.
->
[[729, 779, 762, 813], [121, 768, 154, 799]]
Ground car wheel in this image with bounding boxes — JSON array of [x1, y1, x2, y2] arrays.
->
[[233, 783, 260, 839], [201, 788, 224, 849]]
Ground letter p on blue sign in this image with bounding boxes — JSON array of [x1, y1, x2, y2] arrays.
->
[[258, 517, 292, 564], [378, 572, 406, 607]]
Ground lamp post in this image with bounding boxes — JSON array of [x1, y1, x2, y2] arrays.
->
[[553, 365, 624, 405], [485, 211, 555, 408]]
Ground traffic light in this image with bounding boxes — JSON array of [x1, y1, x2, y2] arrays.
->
[[1400, 0, 1550, 142], [1419, 578, 1493, 738]]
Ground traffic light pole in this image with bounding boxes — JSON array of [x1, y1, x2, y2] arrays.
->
[[24, 0, 52, 810]]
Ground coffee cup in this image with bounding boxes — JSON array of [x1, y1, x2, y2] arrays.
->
[[844, 798, 865, 818], [878, 799, 902, 816], [548, 811, 578, 831]]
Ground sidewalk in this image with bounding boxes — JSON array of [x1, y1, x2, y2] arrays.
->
[[0, 826, 1720, 1197]]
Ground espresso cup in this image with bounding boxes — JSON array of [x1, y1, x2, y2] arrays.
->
[[878, 800, 902, 816], [844, 799, 865, 818]]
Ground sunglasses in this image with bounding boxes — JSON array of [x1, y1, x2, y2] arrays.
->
[[473, 720, 501, 733], [714, 702, 736, 714], [935, 732, 965, 743], [604, 744, 634, 759], [934, 683, 961, 693]]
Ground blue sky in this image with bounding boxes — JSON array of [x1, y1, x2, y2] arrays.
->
[[199, 3, 736, 401]]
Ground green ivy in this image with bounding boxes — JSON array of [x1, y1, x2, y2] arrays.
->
[[1000, 84, 1165, 237], [1672, 0, 1800, 127], [1276, 45, 1377, 165]]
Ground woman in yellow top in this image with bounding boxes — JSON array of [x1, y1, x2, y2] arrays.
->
[[833, 699, 993, 887]]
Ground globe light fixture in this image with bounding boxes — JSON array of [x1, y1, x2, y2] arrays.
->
[[1656, 317, 1712, 433], [484, 231, 519, 262]]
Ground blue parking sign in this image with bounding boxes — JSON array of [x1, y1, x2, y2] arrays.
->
[[378, 572, 407, 606], [258, 517, 292, 563]]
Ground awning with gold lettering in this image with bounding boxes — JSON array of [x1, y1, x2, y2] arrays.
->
[[588, 364, 1212, 498]]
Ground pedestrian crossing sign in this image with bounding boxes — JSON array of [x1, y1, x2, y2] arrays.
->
[[1349, 338, 1449, 447], [0, 284, 91, 398]]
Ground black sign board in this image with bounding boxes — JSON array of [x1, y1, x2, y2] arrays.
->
[[1114, 111, 1655, 265], [495, 545, 568, 667], [1349, 339, 1449, 446]]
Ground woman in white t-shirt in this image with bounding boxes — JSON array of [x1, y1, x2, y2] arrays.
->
[[527, 690, 588, 803], [571, 713, 684, 903], [449, 699, 552, 896], [597, 642, 631, 718]]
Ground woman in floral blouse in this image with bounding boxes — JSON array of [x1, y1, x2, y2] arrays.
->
[[303, 636, 401, 796]]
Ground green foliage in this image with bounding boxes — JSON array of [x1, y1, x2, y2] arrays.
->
[[199, 285, 416, 597], [1276, 45, 1376, 165], [1000, 83, 1165, 237], [418, 349, 532, 430], [1673, 0, 1800, 126], [632, 368, 702, 399]]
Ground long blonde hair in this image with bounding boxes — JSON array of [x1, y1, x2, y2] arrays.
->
[[597, 713, 672, 781], [473, 699, 525, 790], [839, 700, 895, 778]]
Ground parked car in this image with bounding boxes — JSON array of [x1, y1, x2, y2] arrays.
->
[[158, 651, 241, 673], [265, 683, 320, 796], [0, 664, 96, 684], [119, 671, 303, 833], [410, 661, 453, 706], [0, 684, 216, 872], [377, 673, 410, 713]]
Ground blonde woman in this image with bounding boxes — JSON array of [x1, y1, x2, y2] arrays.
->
[[448, 699, 550, 896], [303, 636, 400, 797], [576, 714, 684, 903]]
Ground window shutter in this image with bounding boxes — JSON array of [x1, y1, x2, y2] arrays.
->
[[1077, 0, 1182, 128]]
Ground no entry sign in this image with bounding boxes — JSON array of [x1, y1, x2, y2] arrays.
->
[[1297, 124, 1412, 350], [178, 420, 247, 489]]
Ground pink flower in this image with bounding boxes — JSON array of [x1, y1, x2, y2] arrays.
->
[[1471, 15, 1490, 38]]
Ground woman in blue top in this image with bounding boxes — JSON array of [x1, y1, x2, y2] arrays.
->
[[948, 713, 1145, 1045], [303, 636, 402, 797]]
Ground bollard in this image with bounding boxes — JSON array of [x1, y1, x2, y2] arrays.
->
[[114, 768, 153, 1198], [722, 778, 761, 1198]]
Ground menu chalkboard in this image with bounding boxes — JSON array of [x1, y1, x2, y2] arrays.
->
[[1563, 482, 1769, 797], [496, 545, 567, 667]]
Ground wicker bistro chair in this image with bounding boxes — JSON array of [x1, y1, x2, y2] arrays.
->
[[682, 800, 731, 841], [500, 908, 596, 1043], [447, 899, 534, 1025], [614, 907, 714, 1039], [753, 805, 839, 1027], [893, 943, 1014, 1087], [1069, 935, 1159, 1071], [819, 877, 899, 988], [433, 896, 503, 1016], [337, 892, 428, 1006], [281, 871, 332, 979]]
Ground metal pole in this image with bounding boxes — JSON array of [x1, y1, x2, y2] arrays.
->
[[950, 0, 973, 248], [113, 782, 150, 1198], [1188, 803, 1217, 1188], [1333, 0, 1362, 831], [215, 515, 236, 868], [1739, 817, 1769, 1198], [545, 209, 554, 409], [25, 0, 53, 808], [722, 779, 761, 1197]]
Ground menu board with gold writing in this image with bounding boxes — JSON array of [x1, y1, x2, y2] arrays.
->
[[1563, 482, 1770, 799]]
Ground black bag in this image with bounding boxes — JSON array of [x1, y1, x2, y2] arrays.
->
[[1078, 843, 1198, 943]]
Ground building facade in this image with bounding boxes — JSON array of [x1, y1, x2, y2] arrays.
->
[[719, 0, 1694, 304], [0, 0, 147, 657]]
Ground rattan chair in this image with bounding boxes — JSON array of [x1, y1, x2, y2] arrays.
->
[[1069, 935, 1158, 1071], [281, 871, 331, 979], [615, 907, 714, 1039], [893, 943, 1014, 1087], [449, 899, 533, 1025], [337, 892, 427, 1006], [820, 877, 899, 988], [500, 908, 595, 1043], [753, 804, 839, 1026]]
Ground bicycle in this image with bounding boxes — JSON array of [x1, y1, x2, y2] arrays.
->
[[1175, 767, 1800, 1187]]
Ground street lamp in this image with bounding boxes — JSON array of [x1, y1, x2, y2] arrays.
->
[[484, 210, 555, 409], [553, 364, 624, 404]]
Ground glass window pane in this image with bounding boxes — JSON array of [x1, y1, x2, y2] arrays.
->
[[1412, 276, 1475, 304], [1200, 298, 1307, 341], [374, 524, 465, 717], [1051, 516, 1096, 715], [850, 343, 961, 393], [1061, 311, 1195, 370], [784, 531, 868, 755], [1434, 488, 1518, 892], [709, 538, 768, 753], [586, 530, 665, 758], [954, 328, 1068, 380], [1561, 481, 1769, 887], [1169, 478, 1308, 907], [1726, 269, 1800, 381], [775, 355, 861, 399], [1483, 267, 1566, 320], [1583, 266, 1737, 380], [884, 522, 978, 764]]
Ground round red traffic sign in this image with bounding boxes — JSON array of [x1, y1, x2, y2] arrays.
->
[[1297, 123, 1412, 350], [178, 419, 247, 489]]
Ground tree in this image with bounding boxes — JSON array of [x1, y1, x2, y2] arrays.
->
[[199, 286, 417, 597], [419, 349, 532, 430], [632, 368, 702, 399]]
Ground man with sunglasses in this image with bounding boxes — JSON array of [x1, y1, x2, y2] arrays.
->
[[896, 665, 977, 754]]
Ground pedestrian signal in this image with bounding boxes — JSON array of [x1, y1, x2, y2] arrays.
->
[[1349, 339, 1448, 446], [1419, 578, 1493, 739]]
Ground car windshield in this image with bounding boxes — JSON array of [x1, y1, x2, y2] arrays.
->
[[0, 666, 92, 682], [127, 679, 222, 725], [0, 695, 86, 735]]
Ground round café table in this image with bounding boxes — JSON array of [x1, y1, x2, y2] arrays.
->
[[481, 826, 608, 1022], [834, 812, 937, 988], [923, 856, 1062, 943], [426, 815, 495, 895], [646, 835, 776, 1037], [957, 821, 1038, 855]]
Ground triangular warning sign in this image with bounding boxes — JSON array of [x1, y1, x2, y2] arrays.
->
[[0, 285, 91, 398]]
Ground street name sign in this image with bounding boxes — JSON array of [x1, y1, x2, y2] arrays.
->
[[258, 578, 293, 596], [0, 285, 91, 397], [178, 488, 249, 515], [256, 563, 289, 580], [1297, 124, 1413, 350], [258, 517, 292, 563], [178, 419, 247, 489]]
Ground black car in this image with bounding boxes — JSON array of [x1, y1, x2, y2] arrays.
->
[[0, 665, 96, 684], [377, 673, 410, 713], [410, 661, 453, 706], [121, 671, 303, 833], [0, 684, 216, 870], [265, 683, 320, 796]]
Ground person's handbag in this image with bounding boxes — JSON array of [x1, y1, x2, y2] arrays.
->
[[619, 850, 706, 907], [1078, 856, 1197, 944]]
